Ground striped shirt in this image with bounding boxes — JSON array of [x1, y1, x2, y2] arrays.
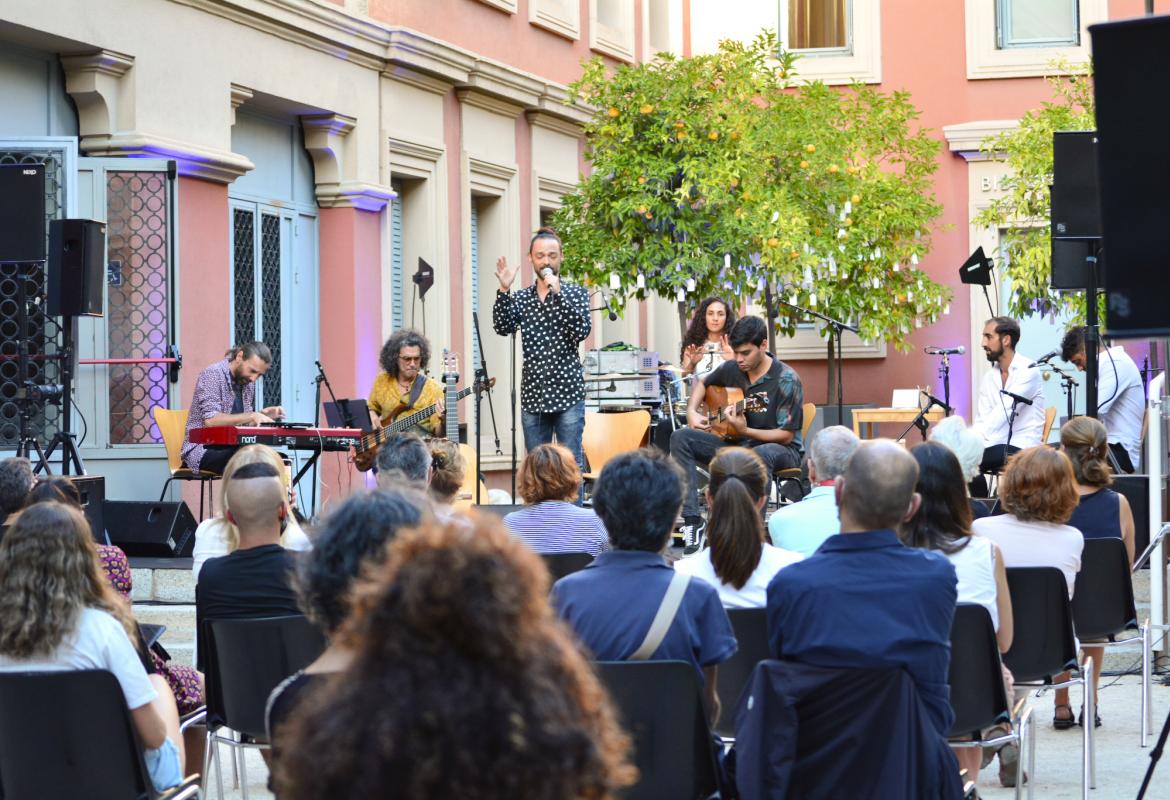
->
[[503, 501, 610, 556]]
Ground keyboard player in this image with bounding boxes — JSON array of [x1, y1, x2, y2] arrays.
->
[[181, 341, 286, 475]]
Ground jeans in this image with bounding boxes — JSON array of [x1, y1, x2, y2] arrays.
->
[[670, 427, 801, 519], [522, 400, 586, 503]]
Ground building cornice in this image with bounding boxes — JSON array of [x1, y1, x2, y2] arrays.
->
[[943, 120, 1020, 162], [79, 131, 255, 183]]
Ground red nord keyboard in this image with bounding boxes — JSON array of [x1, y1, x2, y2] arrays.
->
[[189, 425, 362, 451]]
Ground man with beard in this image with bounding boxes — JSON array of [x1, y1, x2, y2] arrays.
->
[[972, 317, 1045, 489], [182, 341, 285, 474]]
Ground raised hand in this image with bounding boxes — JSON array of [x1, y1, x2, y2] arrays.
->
[[495, 256, 519, 291]]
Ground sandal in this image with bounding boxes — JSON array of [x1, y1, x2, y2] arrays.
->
[[1053, 703, 1076, 730], [1078, 706, 1102, 729]]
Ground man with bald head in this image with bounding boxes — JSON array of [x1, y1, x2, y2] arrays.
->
[[765, 440, 958, 738], [194, 461, 301, 671]]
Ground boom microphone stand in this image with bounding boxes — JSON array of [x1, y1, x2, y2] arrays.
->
[[779, 298, 857, 427], [471, 311, 501, 505], [311, 360, 343, 514], [896, 390, 953, 442]]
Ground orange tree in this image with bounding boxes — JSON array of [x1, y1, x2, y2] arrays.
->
[[554, 32, 948, 351]]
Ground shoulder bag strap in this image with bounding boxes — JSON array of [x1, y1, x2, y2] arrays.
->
[[629, 571, 691, 661]]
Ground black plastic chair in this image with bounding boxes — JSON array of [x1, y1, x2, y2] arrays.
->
[[713, 607, 769, 739], [1002, 567, 1095, 797], [0, 669, 201, 800], [540, 551, 594, 582], [594, 660, 720, 800], [1071, 536, 1153, 744], [201, 615, 325, 800], [947, 603, 1035, 800]]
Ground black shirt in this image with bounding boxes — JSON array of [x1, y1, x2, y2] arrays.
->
[[704, 355, 805, 452], [195, 543, 300, 671], [493, 282, 591, 413]]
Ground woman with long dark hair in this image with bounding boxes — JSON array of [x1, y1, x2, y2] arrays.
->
[[274, 514, 634, 799], [674, 447, 801, 607], [679, 297, 736, 377]]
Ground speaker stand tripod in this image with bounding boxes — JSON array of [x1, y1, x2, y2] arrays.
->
[[35, 314, 86, 476]]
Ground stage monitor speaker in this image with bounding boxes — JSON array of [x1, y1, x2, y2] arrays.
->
[[47, 218, 105, 317], [104, 500, 197, 558], [1050, 239, 1102, 291], [1090, 16, 1170, 337], [0, 163, 46, 263], [1050, 131, 1101, 241], [69, 475, 106, 544]]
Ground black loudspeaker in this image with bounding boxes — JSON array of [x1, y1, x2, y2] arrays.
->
[[47, 218, 105, 317], [1050, 131, 1101, 241], [69, 475, 106, 544], [1113, 474, 1167, 566], [0, 163, 46, 262], [1090, 17, 1170, 336], [103, 500, 198, 557], [1050, 239, 1103, 291]]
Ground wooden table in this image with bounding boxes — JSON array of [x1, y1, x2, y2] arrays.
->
[[852, 407, 947, 440]]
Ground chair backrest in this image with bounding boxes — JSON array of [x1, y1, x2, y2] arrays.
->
[[1002, 567, 1079, 682], [152, 407, 188, 472], [540, 551, 594, 582], [594, 660, 720, 800], [203, 615, 326, 740], [1041, 405, 1057, 443], [1072, 536, 1138, 641], [713, 607, 769, 738], [0, 670, 155, 800], [582, 410, 651, 477], [801, 401, 817, 442], [947, 603, 1011, 738]]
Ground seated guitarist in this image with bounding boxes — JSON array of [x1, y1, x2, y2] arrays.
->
[[670, 316, 804, 551], [367, 329, 444, 442]]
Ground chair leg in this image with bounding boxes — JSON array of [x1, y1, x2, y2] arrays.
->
[[239, 740, 249, 800], [160, 476, 175, 503], [1026, 708, 1036, 800], [1082, 659, 1094, 798], [1141, 620, 1152, 745]]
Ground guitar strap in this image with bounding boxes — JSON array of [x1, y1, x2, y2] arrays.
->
[[407, 374, 427, 408]]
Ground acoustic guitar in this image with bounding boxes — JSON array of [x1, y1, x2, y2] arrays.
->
[[440, 351, 489, 507], [702, 385, 765, 441]]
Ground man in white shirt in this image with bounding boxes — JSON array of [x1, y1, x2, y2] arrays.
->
[[767, 425, 860, 557], [1061, 325, 1145, 472], [972, 317, 1046, 490]]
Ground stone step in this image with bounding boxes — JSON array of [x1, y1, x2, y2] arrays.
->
[[130, 564, 196, 604], [133, 603, 196, 642]]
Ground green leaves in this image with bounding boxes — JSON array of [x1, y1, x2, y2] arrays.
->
[[554, 33, 947, 351]]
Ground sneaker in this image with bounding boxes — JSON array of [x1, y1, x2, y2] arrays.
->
[[681, 521, 706, 556]]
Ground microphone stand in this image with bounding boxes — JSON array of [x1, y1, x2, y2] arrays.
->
[[938, 353, 953, 415], [1004, 396, 1024, 450], [779, 298, 858, 427], [312, 360, 343, 516], [510, 328, 517, 501], [896, 391, 953, 442], [471, 311, 502, 505]]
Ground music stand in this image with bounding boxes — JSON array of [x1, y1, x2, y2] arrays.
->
[[959, 246, 996, 318], [323, 398, 373, 433], [412, 257, 435, 333]]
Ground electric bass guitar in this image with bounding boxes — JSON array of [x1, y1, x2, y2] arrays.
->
[[702, 385, 766, 441]]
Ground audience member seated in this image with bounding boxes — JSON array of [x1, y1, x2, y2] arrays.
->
[[904, 441, 1015, 786], [972, 446, 1084, 730], [426, 438, 466, 513], [766, 439, 958, 741], [504, 443, 609, 556], [676, 447, 801, 608], [767, 425, 859, 556], [374, 431, 431, 491], [0, 456, 34, 534], [931, 415, 994, 519], [266, 487, 427, 793], [195, 462, 301, 672], [191, 444, 310, 581], [273, 514, 635, 799], [0, 503, 185, 791], [551, 449, 736, 725]]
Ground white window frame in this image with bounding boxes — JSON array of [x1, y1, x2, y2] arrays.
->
[[642, 0, 684, 58], [530, 0, 580, 40], [476, 0, 517, 13], [965, 0, 1107, 80], [778, 0, 881, 86], [590, 0, 637, 63]]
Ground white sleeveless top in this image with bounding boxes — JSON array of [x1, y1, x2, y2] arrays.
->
[[943, 535, 999, 631]]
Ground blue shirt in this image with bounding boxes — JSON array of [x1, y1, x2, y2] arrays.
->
[[504, 501, 610, 556], [766, 529, 957, 737], [767, 484, 841, 557], [551, 550, 737, 682]]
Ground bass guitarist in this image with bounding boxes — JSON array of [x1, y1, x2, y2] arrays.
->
[[362, 330, 444, 464], [670, 315, 804, 550]]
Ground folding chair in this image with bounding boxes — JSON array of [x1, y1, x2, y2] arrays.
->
[[1002, 567, 1095, 797], [0, 669, 201, 800], [771, 401, 817, 510], [582, 410, 651, 502], [154, 407, 219, 520], [712, 607, 770, 740], [539, 551, 594, 582], [948, 603, 1035, 800]]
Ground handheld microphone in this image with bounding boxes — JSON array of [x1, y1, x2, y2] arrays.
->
[[1000, 389, 1033, 406], [924, 346, 965, 355], [540, 267, 558, 293]]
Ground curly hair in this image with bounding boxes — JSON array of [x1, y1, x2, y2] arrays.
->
[[0, 502, 136, 658], [999, 446, 1079, 524], [706, 447, 768, 590], [297, 487, 427, 634], [517, 443, 581, 504], [902, 442, 973, 555], [379, 329, 431, 379], [0, 457, 34, 517], [274, 514, 635, 800], [427, 439, 466, 503], [1060, 415, 1113, 488], [679, 297, 736, 361]]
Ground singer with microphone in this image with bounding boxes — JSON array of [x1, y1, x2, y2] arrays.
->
[[972, 317, 1046, 495], [493, 227, 592, 484]]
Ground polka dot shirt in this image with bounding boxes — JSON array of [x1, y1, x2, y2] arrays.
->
[[493, 282, 591, 413]]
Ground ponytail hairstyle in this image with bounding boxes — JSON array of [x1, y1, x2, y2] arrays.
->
[[1060, 415, 1113, 488], [705, 447, 768, 590], [528, 226, 562, 253]]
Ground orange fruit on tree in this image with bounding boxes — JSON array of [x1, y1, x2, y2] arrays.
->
[[708, 131, 719, 140], [828, 164, 839, 174], [639, 103, 654, 114], [800, 160, 810, 169], [851, 194, 861, 204], [607, 107, 620, 118], [805, 144, 816, 153]]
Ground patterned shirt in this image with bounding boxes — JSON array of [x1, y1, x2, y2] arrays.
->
[[493, 282, 591, 413], [182, 359, 255, 471], [704, 355, 805, 453], [368, 372, 444, 436]]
